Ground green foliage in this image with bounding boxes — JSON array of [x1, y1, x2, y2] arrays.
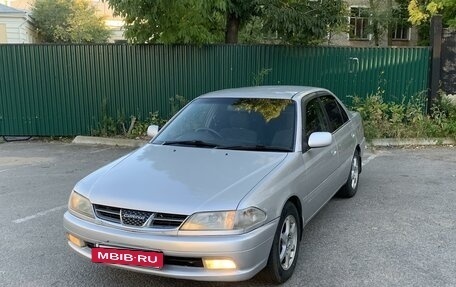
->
[[128, 112, 168, 138], [439, 0, 456, 27], [260, 0, 347, 45], [105, 0, 224, 43], [92, 98, 118, 137], [92, 96, 173, 138], [409, 0, 456, 27], [105, 0, 347, 45], [92, 111, 167, 138], [408, 0, 456, 45], [238, 16, 271, 44], [252, 68, 272, 86], [352, 90, 456, 140], [32, 0, 110, 43], [361, 0, 411, 46]]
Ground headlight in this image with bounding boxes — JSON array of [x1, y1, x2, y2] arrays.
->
[[180, 207, 266, 232], [68, 191, 95, 219]]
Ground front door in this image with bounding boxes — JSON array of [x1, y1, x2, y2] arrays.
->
[[298, 96, 339, 222]]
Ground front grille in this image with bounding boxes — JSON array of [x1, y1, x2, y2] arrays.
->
[[93, 204, 187, 229], [153, 213, 188, 228], [94, 205, 120, 222]]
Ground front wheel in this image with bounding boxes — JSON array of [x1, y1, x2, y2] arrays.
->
[[265, 202, 301, 284], [337, 150, 361, 198]]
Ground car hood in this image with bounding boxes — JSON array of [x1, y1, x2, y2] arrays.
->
[[75, 144, 288, 215]]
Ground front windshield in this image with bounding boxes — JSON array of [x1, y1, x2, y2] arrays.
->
[[153, 98, 296, 152]]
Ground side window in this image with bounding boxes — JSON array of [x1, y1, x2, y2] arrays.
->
[[320, 96, 348, 132], [303, 98, 328, 140]]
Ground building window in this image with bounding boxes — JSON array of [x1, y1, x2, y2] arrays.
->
[[392, 24, 410, 40], [349, 7, 369, 40], [391, 5, 410, 41]]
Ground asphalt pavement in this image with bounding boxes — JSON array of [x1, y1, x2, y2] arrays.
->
[[0, 141, 455, 287]]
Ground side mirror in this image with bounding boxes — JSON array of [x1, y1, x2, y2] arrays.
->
[[147, 125, 159, 138], [308, 132, 332, 148]]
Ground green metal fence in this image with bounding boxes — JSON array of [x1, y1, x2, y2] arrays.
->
[[0, 44, 430, 136]]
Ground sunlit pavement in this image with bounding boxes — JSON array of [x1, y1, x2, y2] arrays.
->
[[1, 141, 455, 287]]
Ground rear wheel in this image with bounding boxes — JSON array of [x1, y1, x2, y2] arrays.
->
[[265, 202, 301, 283], [337, 150, 360, 198]]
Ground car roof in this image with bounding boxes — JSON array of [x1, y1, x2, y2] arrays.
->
[[199, 86, 329, 100]]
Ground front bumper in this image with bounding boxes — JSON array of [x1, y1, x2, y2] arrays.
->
[[63, 211, 278, 281]]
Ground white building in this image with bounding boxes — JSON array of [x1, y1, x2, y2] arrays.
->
[[0, 3, 37, 43], [5, 0, 126, 43]]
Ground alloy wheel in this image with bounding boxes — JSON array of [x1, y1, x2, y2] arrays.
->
[[279, 215, 298, 270], [350, 155, 359, 190]]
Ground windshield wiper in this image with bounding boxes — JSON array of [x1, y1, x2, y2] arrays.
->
[[218, 145, 292, 152], [161, 140, 219, 148]]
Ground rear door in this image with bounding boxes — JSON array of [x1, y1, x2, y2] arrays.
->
[[320, 95, 355, 184]]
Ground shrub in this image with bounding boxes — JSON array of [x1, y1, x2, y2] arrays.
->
[[351, 90, 456, 140]]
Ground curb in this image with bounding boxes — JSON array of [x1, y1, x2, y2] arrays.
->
[[370, 138, 455, 147], [72, 136, 148, 148]]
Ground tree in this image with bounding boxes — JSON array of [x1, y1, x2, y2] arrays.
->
[[409, 0, 456, 27], [105, 0, 347, 45], [260, 0, 347, 45], [408, 0, 456, 45], [104, 0, 224, 43], [364, 0, 410, 46], [368, 0, 388, 46], [32, 0, 111, 43], [222, 0, 259, 43], [223, 0, 347, 45]]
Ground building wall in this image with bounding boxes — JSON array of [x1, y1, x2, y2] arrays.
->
[[0, 23, 7, 42], [329, 0, 418, 47], [90, 0, 125, 42], [6, 0, 31, 10], [330, 28, 419, 47], [0, 14, 37, 43]]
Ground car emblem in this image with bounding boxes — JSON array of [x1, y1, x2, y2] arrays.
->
[[120, 210, 153, 227]]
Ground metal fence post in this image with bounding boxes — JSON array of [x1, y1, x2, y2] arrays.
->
[[428, 15, 443, 113]]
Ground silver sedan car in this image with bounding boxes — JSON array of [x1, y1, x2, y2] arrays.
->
[[64, 86, 365, 283]]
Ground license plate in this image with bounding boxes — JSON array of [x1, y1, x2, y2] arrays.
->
[[91, 247, 164, 268]]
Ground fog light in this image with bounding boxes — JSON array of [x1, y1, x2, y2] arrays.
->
[[203, 258, 236, 270], [67, 233, 86, 247]]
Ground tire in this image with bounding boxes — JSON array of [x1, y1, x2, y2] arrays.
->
[[265, 202, 301, 284], [337, 150, 361, 198]]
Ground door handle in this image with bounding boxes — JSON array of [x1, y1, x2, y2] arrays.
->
[[331, 150, 337, 156]]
